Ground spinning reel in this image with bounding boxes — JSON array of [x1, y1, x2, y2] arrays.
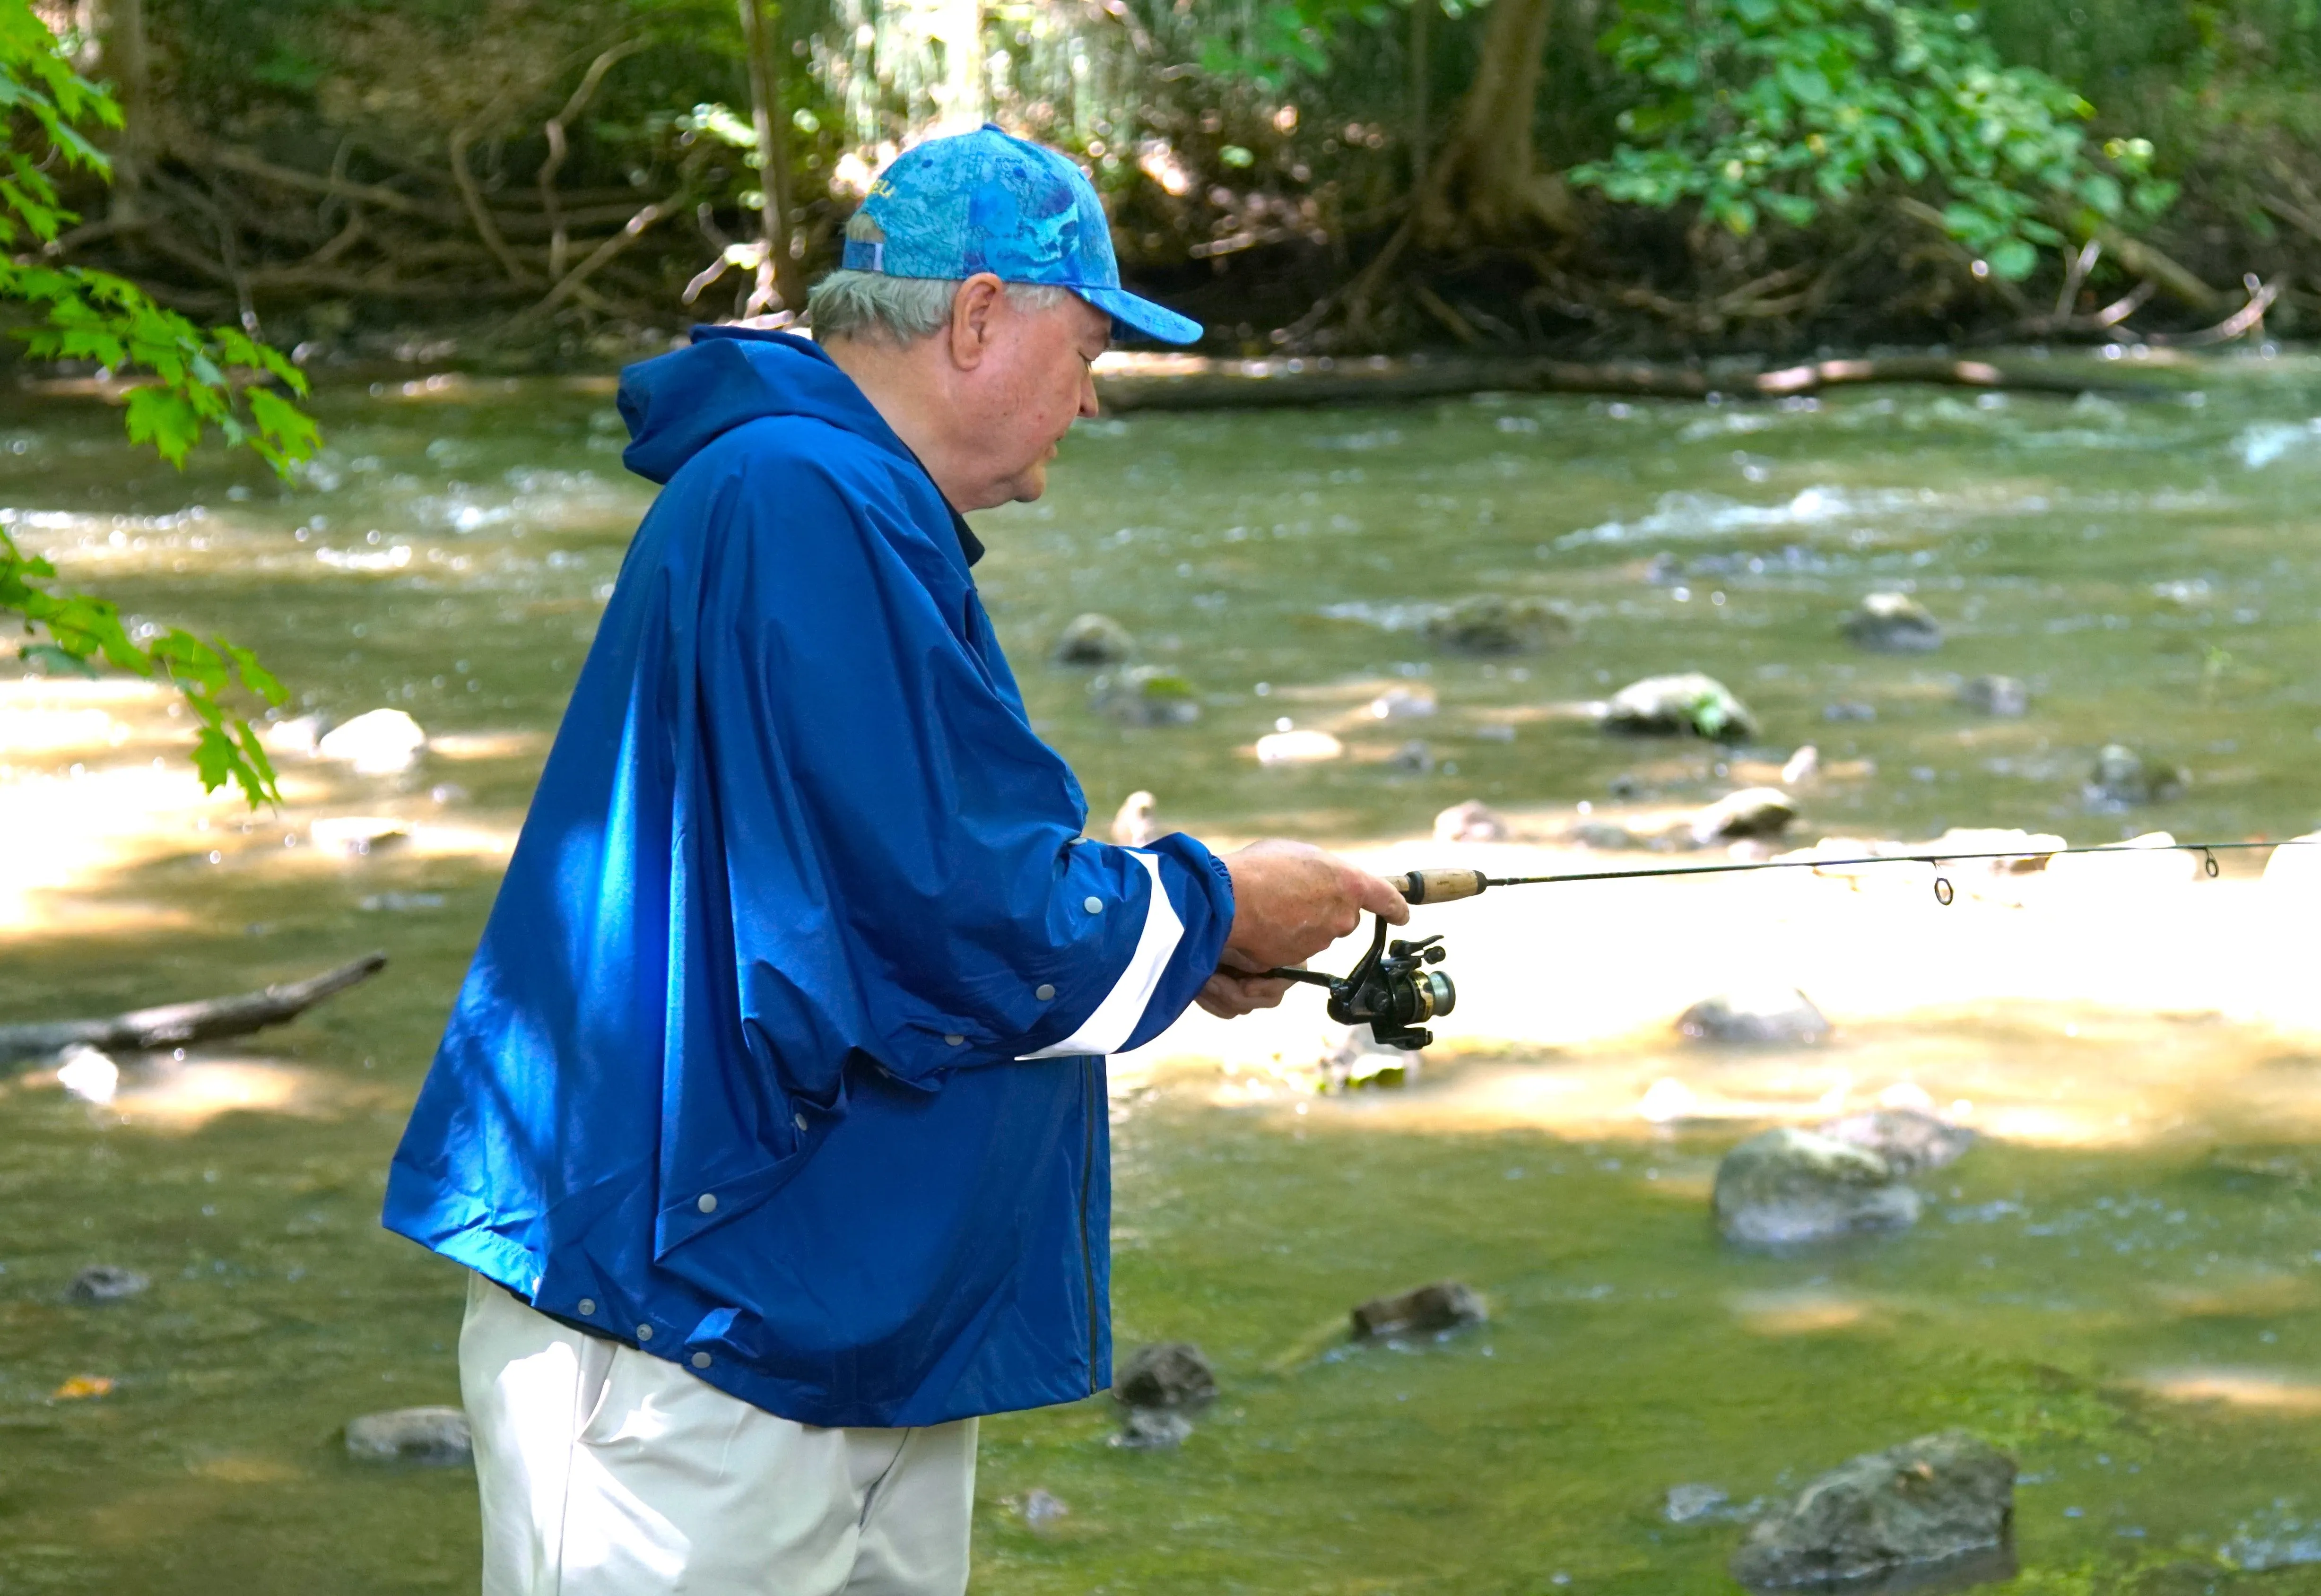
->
[[1269, 914, 1457, 1051]]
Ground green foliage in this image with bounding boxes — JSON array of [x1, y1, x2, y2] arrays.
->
[[0, 0, 316, 806], [1569, 0, 2177, 278]]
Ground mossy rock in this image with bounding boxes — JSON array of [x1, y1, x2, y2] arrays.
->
[[1604, 673, 1757, 743], [1421, 595, 1573, 656], [1090, 666, 1200, 727], [1712, 1127, 1918, 1247]]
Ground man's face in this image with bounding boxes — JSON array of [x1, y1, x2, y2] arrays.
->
[[953, 287, 1110, 509]]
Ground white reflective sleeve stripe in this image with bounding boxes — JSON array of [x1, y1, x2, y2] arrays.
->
[[1017, 851, 1185, 1059]]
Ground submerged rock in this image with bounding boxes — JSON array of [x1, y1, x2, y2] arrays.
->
[[1841, 593, 1943, 653], [1019, 1488, 1070, 1531], [1114, 1406, 1194, 1449], [1713, 1128, 1921, 1247], [1054, 612, 1134, 666], [318, 709, 428, 776], [1604, 673, 1757, 743], [1113, 1342, 1216, 1413], [1090, 666, 1200, 727], [2086, 743, 2187, 807], [1434, 799, 1507, 843], [1110, 789, 1158, 846], [1691, 787, 1796, 845], [1678, 986, 1830, 1046], [1958, 675, 2029, 717], [1422, 594, 1572, 655], [1351, 1281, 1486, 1339], [1817, 1108, 1976, 1178], [1388, 739, 1434, 773], [66, 1265, 150, 1305], [1730, 1430, 2015, 1590], [1367, 685, 1438, 720], [345, 1406, 472, 1466]]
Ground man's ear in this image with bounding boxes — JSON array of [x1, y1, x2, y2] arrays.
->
[[947, 274, 1007, 371]]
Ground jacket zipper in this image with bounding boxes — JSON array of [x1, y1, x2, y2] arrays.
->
[[1078, 1056, 1100, 1394]]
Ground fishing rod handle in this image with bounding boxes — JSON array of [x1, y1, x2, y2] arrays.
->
[[1396, 868, 1489, 904]]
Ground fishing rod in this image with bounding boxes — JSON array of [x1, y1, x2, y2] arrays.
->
[[1268, 837, 2314, 1051]]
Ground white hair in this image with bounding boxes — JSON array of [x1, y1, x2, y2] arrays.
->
[[807, 212, 1069, 343]]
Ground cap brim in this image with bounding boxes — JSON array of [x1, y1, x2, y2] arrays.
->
[[1075, 285, 1203, 346]]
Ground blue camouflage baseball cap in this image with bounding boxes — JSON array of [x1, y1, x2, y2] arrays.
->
[[841, 123, 1202, 346]]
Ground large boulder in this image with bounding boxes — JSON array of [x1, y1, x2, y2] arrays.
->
[[1090, 667, 1200, 727], [1604, 674, 1757, 743], [1713, 1128, 1920, 1246], [1841, 593, 1943, 653], [1817, 1108, 1975, 1178], [1054, 612, 1134, 666], [1730, 1431, 2016, 1590], [1678, 986, 1830, 1046], [1422, 595, 1572, 655]]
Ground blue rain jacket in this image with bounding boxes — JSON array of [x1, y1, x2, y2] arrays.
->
[[384, 327, 1234, 1427]]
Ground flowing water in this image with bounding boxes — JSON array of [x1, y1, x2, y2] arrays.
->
[[5, 352, 2321, 1592]]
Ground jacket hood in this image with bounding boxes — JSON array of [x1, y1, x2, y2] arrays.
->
[[617, 326, 915, 486]]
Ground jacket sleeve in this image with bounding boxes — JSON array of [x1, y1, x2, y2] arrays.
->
[[673, 442, 1234, 1102]]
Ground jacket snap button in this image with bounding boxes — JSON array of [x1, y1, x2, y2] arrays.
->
[[691, 1352, 712, 1370], [1083, 896, 1104, 913], [793, 1111, 808, 1133], [636, 1324, 654, 1342], [696, 1193, 717, 1214], [577, 1298, 596, 1316], [1035, 983, 1056, 1001], [944, 1033, 965, 1046]]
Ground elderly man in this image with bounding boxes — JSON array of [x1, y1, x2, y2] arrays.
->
[[383, 124, 1405, 1595]]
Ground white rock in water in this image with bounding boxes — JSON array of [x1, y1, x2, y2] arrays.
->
[[1638, 1077, 1698, 1124], [1255, 728, 1343, 765], [317, 709, 427, 775], [1434, 798, 1507, 843], [260, 713, 327, 758], [346, 1405, 471, 1465], [1781, 745, 1820, 786], [1368, 685, 1438, 720], [55, 1044, 119, 1106], [1690, 787, 1795, 845], [1110, 789, 1157, 846]]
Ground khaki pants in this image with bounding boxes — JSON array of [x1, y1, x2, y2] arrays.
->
[[459, 1273, 978, 1596]]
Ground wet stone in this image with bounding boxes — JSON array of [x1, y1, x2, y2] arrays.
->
[[1958, 675, 2029, 717], [1113, 1406, 1195, 1449], [1714, 1128, 1921, 1248], [1842, 593, 1944, 653], [1603, 673, 1757, 743], [1389, 739, 1434, 773], [345, 1405, 472, 1466], [1730, 1430, 2016, 1591], [1421, 594, 1572, 655], [2086, 743, 2187, 808], [1818, 1108, 1976, 1178], [1089, 666, 1200, 727], [1351, 1280, 1486, 1339], [1020, 1488, 1069, 1530], [1678, 985, 1830, 1046], [1691, 787, 1796, 845], [1113, 1342, 1216, 1412], [1053, 611, 1134, 666], [66, 1265, 150, 1305], [1434, 798, 1507, 843]]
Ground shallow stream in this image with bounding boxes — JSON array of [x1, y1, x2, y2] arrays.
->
[[5, 351, 2321, 1592]]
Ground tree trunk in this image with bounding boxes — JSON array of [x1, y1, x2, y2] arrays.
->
[[93, 0, 151, 216], [738, 0, 806, 314], [1414, 0, 1571, 247]]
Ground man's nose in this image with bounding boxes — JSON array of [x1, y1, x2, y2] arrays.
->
[[1078, 365, 1101, 420]]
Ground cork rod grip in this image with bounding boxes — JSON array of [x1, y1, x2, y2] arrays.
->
[[1396, 868, 1489, 904]]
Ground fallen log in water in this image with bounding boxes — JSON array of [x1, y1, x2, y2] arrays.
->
[[1096, 353, 2164, 413], [0, 954, 388, 1072]]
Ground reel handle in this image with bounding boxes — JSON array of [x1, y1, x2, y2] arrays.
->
[[1395, 868, 1488, 904]]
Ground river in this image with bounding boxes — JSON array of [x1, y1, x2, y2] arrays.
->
[[3, 351, 2321, 1593]]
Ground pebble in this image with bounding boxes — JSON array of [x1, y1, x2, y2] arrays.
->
[[1351, 1281, 1486, 1338], [345, 1405, 472, 1465], [1434, 799, 1507, 843], [1603, 673, 1757, 743], [1841, 592, 1943, 652], [1958, 674, 2029, 716], [1110, 789, 1158, 846], [1677, 985, 1830, 1046], [1053, 612, 1134, 666], [1689, 787, 1795, 845], [1713, 1128, 1921, 1247], [317, 709, 428, 776], [66, 1265, 150, 1305], [1730, 1430, 2016, 1589]]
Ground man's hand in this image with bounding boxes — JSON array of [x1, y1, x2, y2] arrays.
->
[[1199, 841, 1409, 1018]]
